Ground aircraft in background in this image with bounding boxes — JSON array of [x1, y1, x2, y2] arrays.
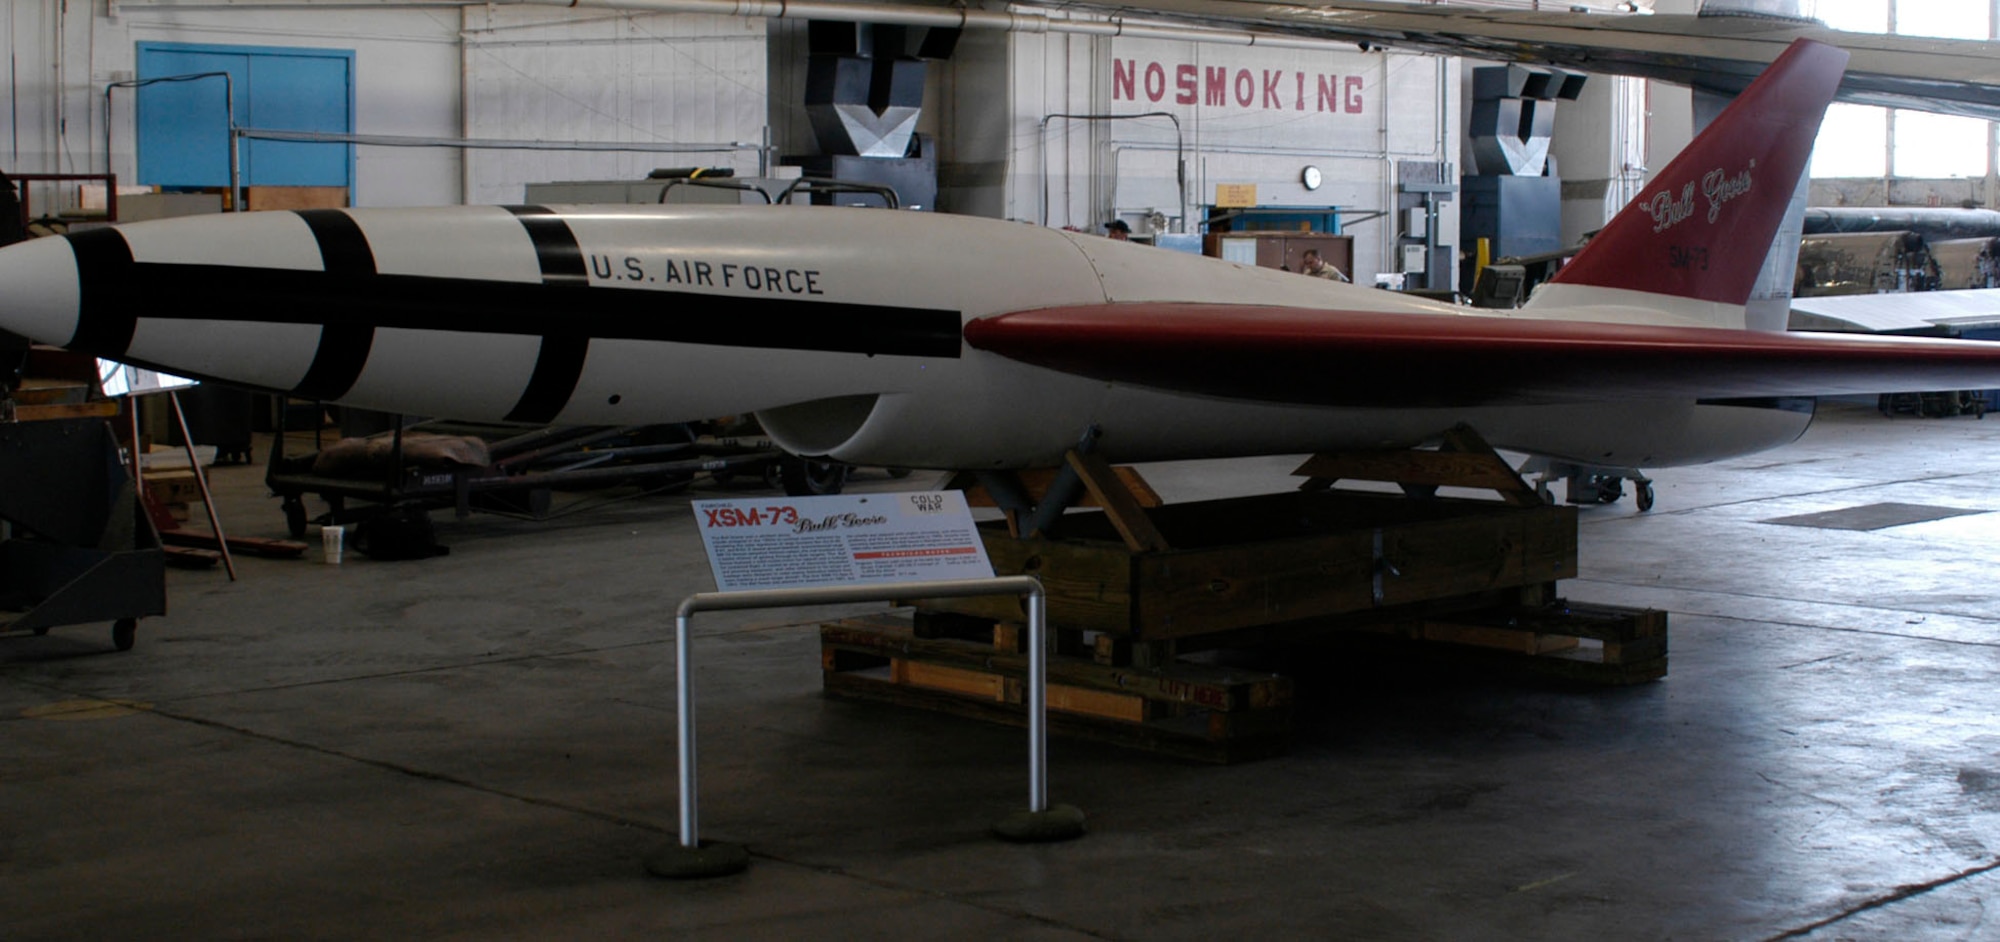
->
[[3, 40, 2000, 500]]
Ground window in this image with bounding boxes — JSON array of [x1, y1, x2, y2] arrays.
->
[[1810, 103, 1887, 178], [1807, 0, 1995, 179]]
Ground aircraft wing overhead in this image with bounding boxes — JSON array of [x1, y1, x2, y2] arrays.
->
[[1062, 0, 2000, 120], [963, 304, 2000, 407]]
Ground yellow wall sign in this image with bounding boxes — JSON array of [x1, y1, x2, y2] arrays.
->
[[1214, 183, 1257, 207]]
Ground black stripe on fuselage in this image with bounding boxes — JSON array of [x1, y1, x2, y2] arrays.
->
[[82, 262, 965, 358], [505, 205, 588, 285], [63, 228, 140, 359], [1696, 396, 1818, 415], [503, 205, 591, 424], [292, 209, 379, 401]]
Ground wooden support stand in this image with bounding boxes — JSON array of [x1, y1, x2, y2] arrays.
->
[[831, 427, 1666, 761], [1387, 600, 1669, 685], [822, 613, 1293, 764]]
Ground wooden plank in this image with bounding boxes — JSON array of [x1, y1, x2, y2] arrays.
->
[[1520, 507, 1582, 583], [162, 545, 222, 569], [1045, 683, 1148, 722], [1136, 531, 1377, 638], [1454, 599, 1664, 643], [1290, 424, 1543, 507], [1518, 651, 1668, 685], [157, 531, 310, 559], [1378, 514, 1526, 604], [822, 671, 1291, 764], [1439, 425, 1543, 506], [12, 380, 94, 406], [1417, 622, 1581, 655], [910, 527, 1136, 632], [959, 466, 1163, 510], [245, 186, 349, 211], [922, 490, 1577, 639], [13, 401, 120, 422], [1292, 450, 1524, 491], [893, 659, 1006, 700], [823, 615, 1289, 711], [1384, 599, 1669, 684], [1065, 449, 1170, 553]]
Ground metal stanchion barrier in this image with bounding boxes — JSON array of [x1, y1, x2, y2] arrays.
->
[[645, 575, 1084, 880]]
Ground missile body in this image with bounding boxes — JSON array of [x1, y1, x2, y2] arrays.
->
[[0, 204, 1809, 470]]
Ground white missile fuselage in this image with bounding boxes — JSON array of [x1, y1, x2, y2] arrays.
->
[[0, 203, 1810, 471]]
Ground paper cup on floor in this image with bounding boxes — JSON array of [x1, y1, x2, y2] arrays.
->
[[322, 525, 345, 564]]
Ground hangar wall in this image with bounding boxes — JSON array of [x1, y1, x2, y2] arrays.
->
[[945, 28, 1458, 283], [459, 8, 768, 206], [5, 2, 765, 209], [10, 3, 465, 207], [7, 0, 1451, 286]]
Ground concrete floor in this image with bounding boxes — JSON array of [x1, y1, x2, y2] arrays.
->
[[5, 401, 2000, 940]]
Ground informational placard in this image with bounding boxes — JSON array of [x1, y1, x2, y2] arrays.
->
[[96, 359, 197, 398], [1214, 183, 1258, 207], [692, 491, 993, 592]]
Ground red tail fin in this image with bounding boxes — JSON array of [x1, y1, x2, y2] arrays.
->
[[1547, 38, 1847, 305]]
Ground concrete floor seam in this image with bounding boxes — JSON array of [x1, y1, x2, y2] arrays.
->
[[1575, 470, 2000, 523], [5, 617, 821, 709], [1762, 857, 2000, 941], [1618, 606, 2000, 650], [739, 845, 1128, 941], [31, 679, 1125, 937], [1569, 578, 2000, 648], [135, 700, 678, 834]]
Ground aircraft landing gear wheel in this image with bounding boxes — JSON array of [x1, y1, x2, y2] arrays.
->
[[780, 456, 849, 496], [282, 497, 308, 539], [112, 618, 137, 652], [1636, 481, 1655, 512]]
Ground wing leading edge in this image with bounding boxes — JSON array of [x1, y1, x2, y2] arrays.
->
[[962, 303, 2000, 408]]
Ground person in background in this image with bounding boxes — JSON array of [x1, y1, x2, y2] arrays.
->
[[1105, 219, 1131, 241], [1300, 249, 1350, 282]]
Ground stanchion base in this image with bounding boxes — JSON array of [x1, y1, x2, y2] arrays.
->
[[991, 804, 1086, 843], [644, 840, 750, 879]]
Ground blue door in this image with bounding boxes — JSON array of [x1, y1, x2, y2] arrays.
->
[[136, 43, 354, 189]]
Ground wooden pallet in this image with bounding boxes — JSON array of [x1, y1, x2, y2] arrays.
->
[[1386, 600, 1669, 685], [821, 613, 1294, 764]]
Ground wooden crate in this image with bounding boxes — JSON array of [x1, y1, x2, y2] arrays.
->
[[144, 470, 204, 507], [910, 489, 1576, 641], [822, 614, 1294, 764]]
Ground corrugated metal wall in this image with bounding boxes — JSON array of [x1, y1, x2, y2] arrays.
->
[[460, 8, 768, 205], [4, 2, 768, 209], [6, 0, 1446, 272]]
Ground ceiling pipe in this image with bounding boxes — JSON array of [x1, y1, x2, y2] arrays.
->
[[489, 0, 1367, 52], [106, 0, 1425, 53]]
